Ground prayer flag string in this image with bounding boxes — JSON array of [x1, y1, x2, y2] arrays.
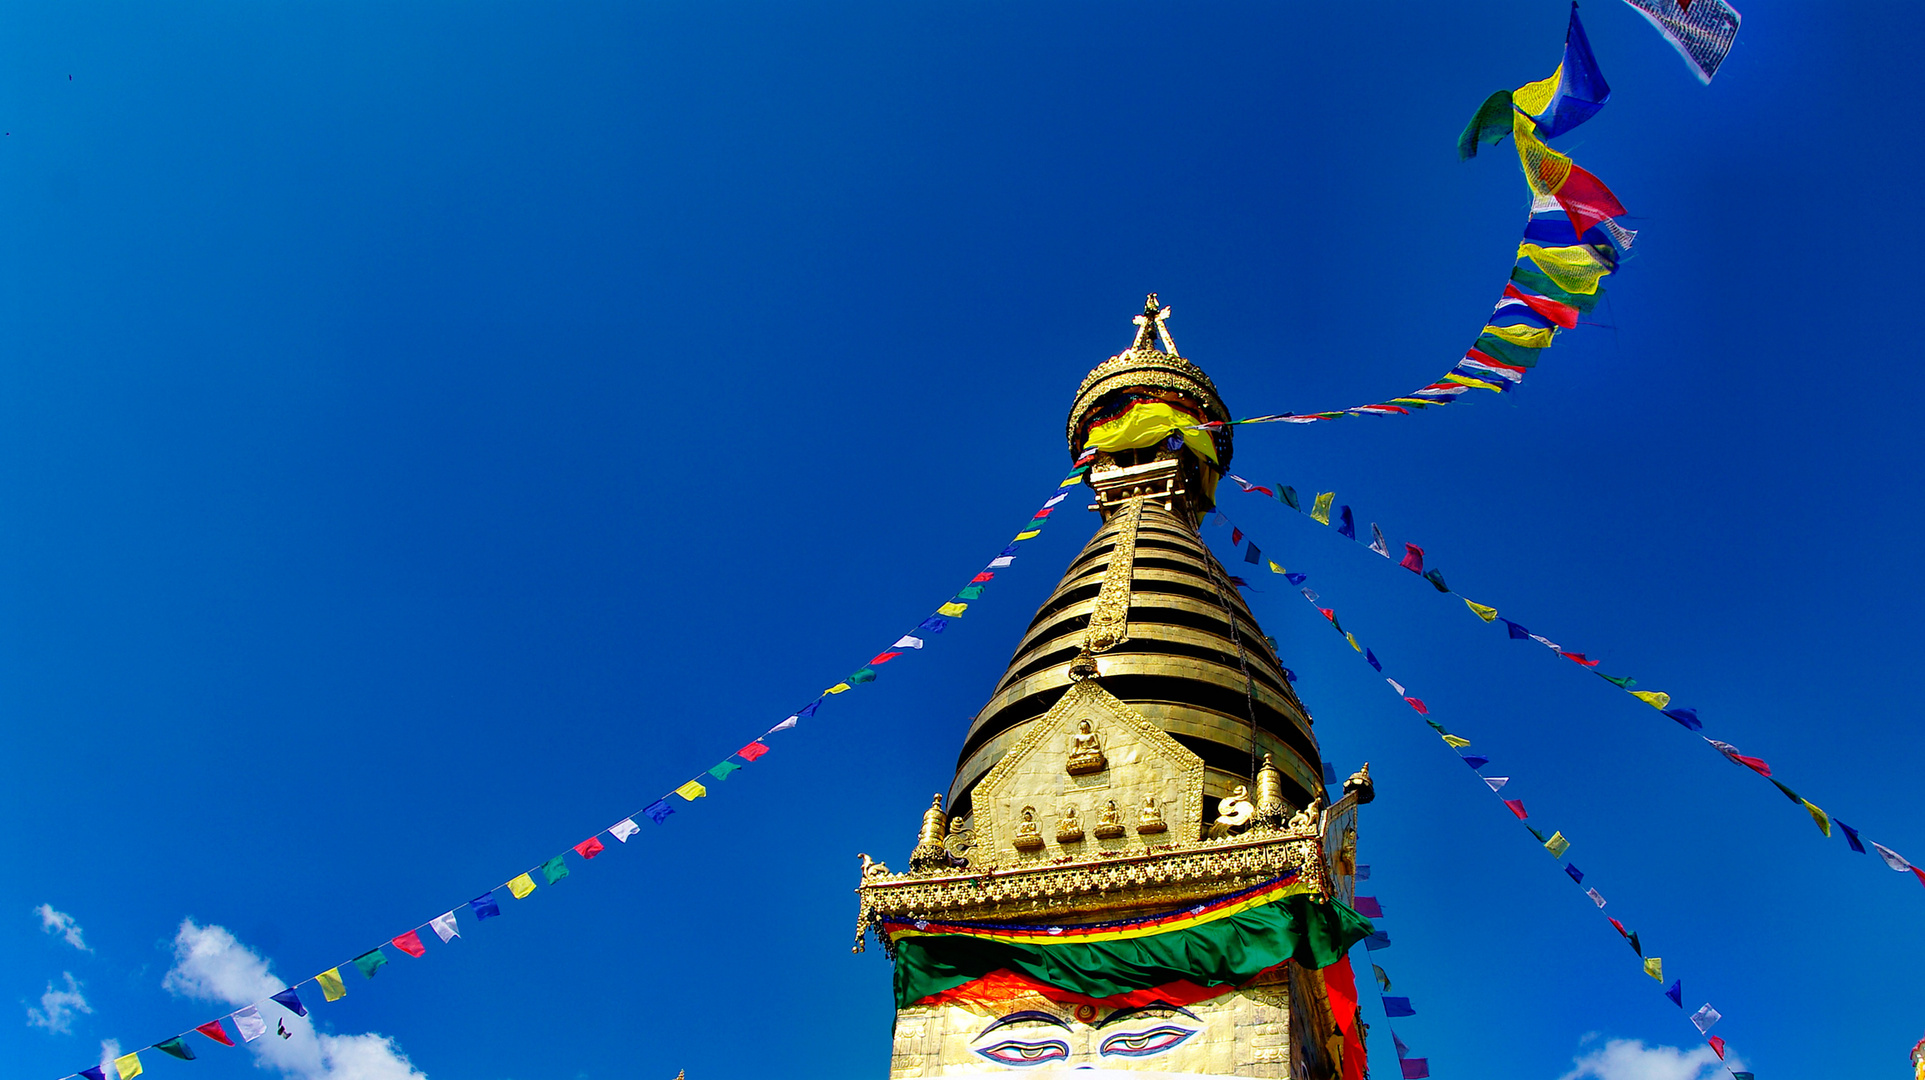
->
[[1217, 477, 1923, 895], [1210, 511, 1751, 1077], [48, 465, 1094, 1080], [1348, 884, 1433, 1079]]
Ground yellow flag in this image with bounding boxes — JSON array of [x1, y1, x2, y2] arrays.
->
[[1013, 529, 1041, 541], [1442, 734, 1471, 749], [1059, 473, 1085, 488], [507, 873, 537, 899], [317, 968, 346, 1002], [1480, 322, 1557, 349], [115, 1052, 144, 1080], [823, 682, 851, 694], [1268, 560, 1287, 575], [1346, 632, 1362, 653], [1630, 691, 1671, 710], [1643, 957, 1663, 981], [1544, 831, 1570, 858], [938, 602, 969, 617], [1443, 372, 1506, 393], [1518, 242, 1610, 294], [1310, 492, 1335, 525], [1463, 599, 1499, 622], [1513, 63, 1562, 117], [1511, 111, 1573, 196], [674, 779, 707, 802], [1802, 799, 1833, 837]]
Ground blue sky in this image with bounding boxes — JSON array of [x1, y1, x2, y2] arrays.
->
[[3, 2, 1919, 1079]]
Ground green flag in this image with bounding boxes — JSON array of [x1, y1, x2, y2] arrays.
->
[[352, 948, 388, 979], [541, 854, 569, 884], [708, 760, 742, 781], [154, 1038, 195, 1062], [1596, 671, 1637, 690]]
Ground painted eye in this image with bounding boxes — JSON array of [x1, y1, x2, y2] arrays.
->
[[974, 1039, 1070, 1066], [1099, 1025, 1198, 1058]]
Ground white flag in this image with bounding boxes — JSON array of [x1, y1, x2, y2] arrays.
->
[[1369, 525, 1390, 558], [429, 911, 460, 942], [767, 716, 798, 734], [1586, 888, 1606, 908], [1690, 1004, 1721, 1034], [1528, 634, 1563, 651], [988, 556, 1014, 568], [1873, 842, 1913, 872], [234, 1006, 268, 1043], [1301, 588, 1319, 602], [892, 635, 924, 650], [1483, 776, 1510, 792], [608, 818, 641, 843], [1387, 679, 1407, 696], [1043, 492, 1068, 508]]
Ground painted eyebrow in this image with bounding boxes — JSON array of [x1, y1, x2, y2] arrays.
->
[[1095, 1003, 1202, 1029], [978, 1010, 1072, 1037]]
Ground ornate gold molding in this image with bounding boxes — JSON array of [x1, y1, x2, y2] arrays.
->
[[1083, 495, 1142, 654]]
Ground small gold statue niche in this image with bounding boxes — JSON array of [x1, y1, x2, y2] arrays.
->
[[1136, 794, 1167, 835], [1056, 803, 1085, 844], [1012, 806, 1045, 851], [1066, 718, 1108, 775], [1092, 799, 1126, 839]]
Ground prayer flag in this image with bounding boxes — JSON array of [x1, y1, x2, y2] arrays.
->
[[353, 948, 389, 978], [1628, 932, 1643, 957], [737, 741, 770, 762], [1588, 888, 1606, 908], [1338, 506, 1356, 539], [1545, 832, 1570, 858], [1801, 799, 1832, 837], [609, 818, 640, 843], [918, 617, 949, 633], [1485, 776, 1510, 792], [1666, 980, 1682, 1007], [1441, 734, 1471, 748], [1705, 739, 1771, 776], [1393, 1033, 1409, 1058], [893, 635, 925, 649], [1643, 957, 1662, 981], [470, 892, 501, 920], [1231, 528, 1244, 545], [81, 1069, 106, 1080], [155, 1038, 195, 1062], [1383, 997, 1415, 1017], [1013, 530, 1040, 542], [708, 761, 742, 781], [988, 557, 1013, 569], [1872, 842, 1913, 872], [1597, 672, 1637, 690], [1322, 762, 1338, 785], [1663, 708, 1702, 730], [1370, 525, 1390, 557], [317, 968, 346, 1002], [1708, 1036, 1726, 1060], [675, 780, 707, 801], [1620, 0, 1742, 84], [1356, 865, 1370, 880], [507, 873, 537, 899], [956, 584, 984, 601], [430, 912, 459, 943], [1346, 632, 1361, 653], [1512, 1, 1611, 137], [1399, 543, 1424, 573], [937, 602, 968, 617], [1286, 572, 1307, 586], [1527, 825, 1547, 843], [870, 651, 903, 665], [1691, 1003, 1722, 1033], [1630, 690, 1671, 710], [1364, 930, 1392, 951], [1405, 697, 1429, 715], [1505, 799, 1528, 819], [1461, 754, 1489, 770], [196, 1020, 236, 1046], [1464, 599, 1499, 622], [1422, 569, 1449, 593], [541, 855, 570, 884], [1268, 560, 1287, 575], [1609, 917, 1627, 937], [1387, 679, 1406, 695], [1458, 88, 1515, 159], [644, 799, 675, 824], [391, 931, 426, 958], [114, 1051, 142, 1080], [1373, 964, 1391, 990], [271, 987, 307, 1016], [824, 683, 851, 694], [1501, 618, 1531, 640], [1311, 493, 1335, 525], [1245, 543, 1262, 565], [1059, 473, 1085, 488], [1366, 649, 1381, 672], [1279, 486, 1301, 510], [234, 1006, 268, 1043], [1733, 1074, 1755, 1080], [1565, 862, 1584, 883], [1043, 492, 1068, 508], [1353, 896, 1384, 918], [848, 667, 879, 684], [1400, 1059, 1430, 1079], [1837, 819, 1866, 854]]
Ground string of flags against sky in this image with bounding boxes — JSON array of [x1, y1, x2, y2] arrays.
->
[[1212, 511, 1754, 1079], [1216, 475, 1925, 894], [1347, 878, 1433, 1080], [50, 468, 1089, 1080]]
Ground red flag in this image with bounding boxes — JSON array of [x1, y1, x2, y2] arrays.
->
[[1708, 739, 1771, 776], [1500, 283, 1580, 329], [1404, 697, 1429, 715], [1707, 1036, 1726, 1060], [1504, 799, 1528, 819], [1609, 917, 1628, 937], [1319, 608, 1337, 623], [1554, 164, 1628, 238], [573, 836, 606, 860], [869, 651, 903, 666], [1399, 543, 1424, 573], [196, 1021, 235, 1047], [969, 572, 995, 583], [1232, 528, 1244, 546], [1462, 348, 1530, 379], [1032, 508, 1053, 520], [391, 931, 426, 958], [1560, 651, 1601, 667], [1913, 866, 1925, 890], [736, 740, 770, 762]]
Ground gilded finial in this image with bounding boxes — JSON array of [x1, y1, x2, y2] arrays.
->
[[910, 794, 948, 869], [1130, 293, 1177, 354], [1343, 762, 1376, 805], [1255, 752, 1286, 826]]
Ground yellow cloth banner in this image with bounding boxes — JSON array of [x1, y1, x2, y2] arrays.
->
[[1802, 799, 1833, 837], [674, 780, 707, 802], [1268, 560, 1287, 575], [507, 873, 537, 899], [1084, 401, 1218, 463], [1013, 529, 1041, 541], [1442, 734, 1472, 748], [115, 1052, 143, 1080], [1481, 322, 1557, 349], [1643, 957, 1663, 981], [317, 968, 346, 1002], [1630, 691, 1671, 710], [938, 601, 969, 617], [1443, 372, 1506, 392], [1464, 599, 1499, 622], [824, 682, 851, 694], [1511, 112, 1573, 197], [1059, 474, 1084, 488], [1519, 242, 1610, 295], [1513, 64, 1562, 117], [1346, 632, 1362, 653], [1310, 492, 1335, 525], [1544, 831, 1570, 858]]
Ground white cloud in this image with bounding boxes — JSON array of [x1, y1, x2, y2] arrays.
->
[[98, 1039, 121, 1078], [35, 904, 90, 952], [164, 919, 428, 1080], [1558, 1038, 1745, 1080], [25, 972, 92, 1033]]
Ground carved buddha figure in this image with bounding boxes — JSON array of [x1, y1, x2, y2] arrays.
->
[[1056, 804, 1085, 844], [1092, 799, 1125, 839], [1136, 794, 1167, 834], [1066, 719, 1107, 775], [1012, 806, 1045, 851]]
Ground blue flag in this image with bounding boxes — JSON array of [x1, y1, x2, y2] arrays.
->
[[1338, 506, 1356, 539], [1837, 819, 1867, 854], [1285, 572, 1308, 586], [1364, 930, 1392, 951], [469, 892, 501, 920], [1662, 707, 1702, 730], [1322, 762, 1338, 786], [919, 616, 950, 634], [644, 798, 675, 824], [1524, 2, 1611, 138], [1382, 996, 1415, 1017], [1356, 864, 1371, 880], [1462, 755, 1490, 770], [80, 1070, 107, 1080], [1366, 648, 1381, 672], [1280, 667, 1298, 684], [1500, 618, 1531, 640], [271, 988, 307, 1017], [1244, 542, 1262, 565], [796, 700, 822, 719], [1565, 863, 1584, 883], [1665, 979, 1682, 1007]]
